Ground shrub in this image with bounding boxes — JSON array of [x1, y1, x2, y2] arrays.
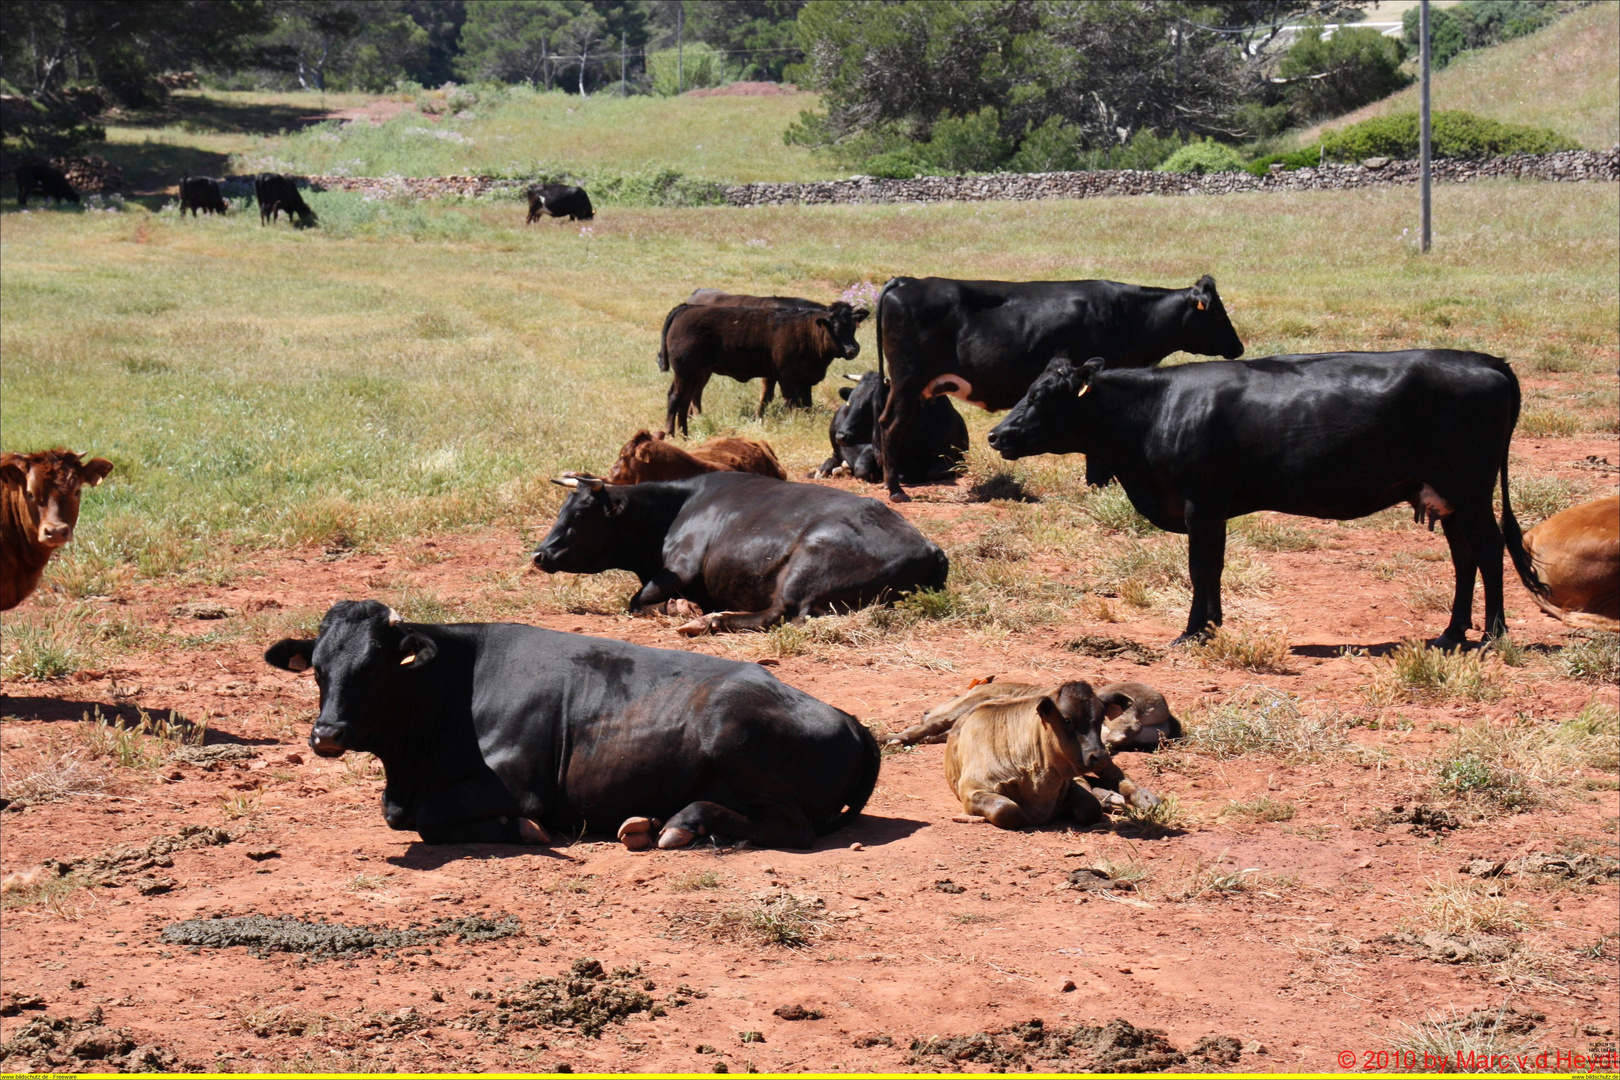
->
[[861, 150, 927, 179], [920, 107, 1011, 174], [1155, 139, 1247, 174], [1367, 639, 1503, 704], [1007, 115, 1081, 172], [1404, 0, 1561, 68], [1280, 26, 1411, 121], [1318, 111, 1580, 162], [647, 42, 724, 96], [1190, 627, 1294, 675], [1185, 686, 1372, 763], [1078, 128, 1185, 171], [1561, 632, 1619, 684]]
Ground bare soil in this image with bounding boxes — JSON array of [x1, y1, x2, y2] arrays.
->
[[2, 435, 1616, 1074]]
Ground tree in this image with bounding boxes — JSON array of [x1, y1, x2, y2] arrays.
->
[[458, 1, 649, 91], [1277, 25, 1408, 121], [679, 0, 805, 81]]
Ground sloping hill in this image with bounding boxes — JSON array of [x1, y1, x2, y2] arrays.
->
[[1297, 2, 1618, 148]]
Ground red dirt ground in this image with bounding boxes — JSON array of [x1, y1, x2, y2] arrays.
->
[[1, 436, 1616, 1075]]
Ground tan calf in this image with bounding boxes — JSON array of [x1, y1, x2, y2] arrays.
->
[[942, 681, 1159, 830], [1522, 496, 1619, 631], [1, 449, 113, 611], [891, 676, 1180, 753]]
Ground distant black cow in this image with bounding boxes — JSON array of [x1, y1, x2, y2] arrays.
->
[[16, 164, 80, 207], [815, 372, 967, 485], [526, 183, 594, 223], [669, 291, 840, 408], [661, 303, 866, 435], [874, 275, 1244, 500], [265, 600, 879, 850], [532, 471, 948, 635], [254, 173, 316, 226], [178, 176, 228, 216], [987, 351, 1546, 648]]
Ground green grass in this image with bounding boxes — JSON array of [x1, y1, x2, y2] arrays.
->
[[0, 182, 1614, 595], [1295, 3, 1619, 150]]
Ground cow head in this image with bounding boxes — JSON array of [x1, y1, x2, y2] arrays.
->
[[1037, 681, 1128, 774], [834, 372, 886, 447], [606, 430, 661, 484], [264, 600, 438, 758], [531, 474, 632, 573], [822, 302, 865, 361], [1182, 275, 1244, 360], [0, 449, 113, 548], [987, 356, 1102, 460]]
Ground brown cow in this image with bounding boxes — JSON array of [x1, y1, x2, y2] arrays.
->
[[889, 676, 1180, 753], [662, 303, 865, 435], [1522, 495, 1619, 631], [942, 681, 1160, 829], [1, 449, 113, 611], [605, 430, 787, 484], [668, 291, 848, 410]]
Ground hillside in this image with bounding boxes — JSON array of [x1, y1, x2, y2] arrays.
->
[[1296, 2, 1619, 149]]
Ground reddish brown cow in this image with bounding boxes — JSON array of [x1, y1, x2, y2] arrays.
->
[[1, 449, 113, 611], [1522, 496, 1619, 631], [605, 430, 787, 484]]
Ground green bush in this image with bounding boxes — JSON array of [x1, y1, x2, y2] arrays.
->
[[1078, 129, 1186, 171], [920, 107, 1011, 174], [1007, 115, 1081, 172], [1280, 26, 1410, 121], [647, 42, 724, 96], [1245, 147, 1323, 175], [1156, 138, 1247, 174], [861, 150, 928, 179], [1318, 111, 1580, 161], [1404, 0, 1560, 68]]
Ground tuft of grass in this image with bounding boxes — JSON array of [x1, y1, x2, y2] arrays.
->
[[1516, 408, 1581, 438], [1122, 793, 1186, 828], [1559, 696, 1619, 770], [1085, 482, 1156, 536], [1221, 796, 1298, 823], [668, 871, 721, 893], [1, 870, 91, 916], [700, 894, 825, 949], [1392, 1008, 1542, 1076], [220, 788, 264, 820], [1189, 626, 1293, 674], [1185, 686, 1375, 763], [1418, 876, 1542, 937], [1093, 856, 1153, 887], [1560, 632, 1619, 684], [348, 873, 388, 892], [1232, 514, 1318, 551], [1427, 713, 1613, 811], [1368, 640, 1504, 704], [0, 751, 107, 806], [1510, 475, 1580, 524]]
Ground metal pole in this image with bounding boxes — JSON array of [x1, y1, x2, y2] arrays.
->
[[677, 3, 684, 93], [1419, 0, 1431, 252], [621, 32, 627, 96]]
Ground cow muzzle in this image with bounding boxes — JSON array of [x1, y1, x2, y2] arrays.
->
[[309, 728, 346, 758], [531, 548, 557, 572], [39, 523, 73, 546]]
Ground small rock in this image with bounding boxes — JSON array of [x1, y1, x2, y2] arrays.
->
[[773, 1004, 823, 1021], [0, 991, 46, 1016], [134, 876, 176, 896], [1461, 858, 1506, 878], [1363, 157, 1390, 169], [245, 848, 280, 861], [695, 1044, 718, 1054], [1059, 979, 1077, 992], [933, 879, 965, 894], [1244, 1040, 1267, 1054], [70, 1030, 135, 1060]]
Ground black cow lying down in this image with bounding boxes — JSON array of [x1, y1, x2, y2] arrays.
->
[[532, 471, 948, 635], [989, 350, 1545, 648], [265, 600, 879, 850], [815, 371, 967, 485]]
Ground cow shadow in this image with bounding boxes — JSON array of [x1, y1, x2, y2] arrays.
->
[[1291, 641, 1406, 660], [829, 813, 928, 849], [0, 695, 275, 746], [391, 843, 580, 871], [966, 472, 1039, 503]]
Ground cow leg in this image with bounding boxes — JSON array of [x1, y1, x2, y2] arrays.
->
[[1065, 779, 1107, 825], [677, 602, 791, 636], [629, 568, 691, 613], [666, 378, 693, 437], [963, 789, 1030, 830], [877, 388, 920, 502], [1460, 505, 1507, 640], [757, 377, 777, 419], [1434, 513, 1478, 649], [1087, 757, 1160, 811], [658, 800, 815, 849], [1174, 505, 1228, 645]]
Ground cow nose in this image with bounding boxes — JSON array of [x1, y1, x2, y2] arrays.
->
[[986, 428, 1000, 448], [41, 524, 72, 544], [532, 549, 554, 572], [309, 730, 345, 757]]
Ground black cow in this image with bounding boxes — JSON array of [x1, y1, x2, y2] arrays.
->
[[814, 372, 967, 485], [987, 351, 1546, 648], [661, 303, 865, 435], [178, 176, 228, 216], [666, 291, 839, 409], [254, 173, 316, 226], [264, 600, 878, 850], [16, 164, 80, 207], [874, 275, 1244, 500], [526, 183, 594, 223], [532, 471, 948, 635]]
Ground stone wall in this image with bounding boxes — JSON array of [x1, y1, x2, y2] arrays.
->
[[275, 147, 1617, 207]]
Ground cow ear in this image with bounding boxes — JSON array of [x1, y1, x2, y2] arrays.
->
[[397, 632, 438, 669], [601, 488, 628, 517], [817, 316, 833, 332], [1035, 696, 1064, 728], [1077, 357, 1106, 390], [852, 307, 870, 324], [839, 387, 854, 401], [265, 638, 316, 672], [81, 458, 114, 486], [0, 456, 26, 488], [1099, 689, 1134, 721]]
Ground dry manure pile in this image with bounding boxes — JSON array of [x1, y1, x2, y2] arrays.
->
[[160, 912, 523, 959]]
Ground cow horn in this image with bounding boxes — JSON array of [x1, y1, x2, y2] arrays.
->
[[386, 606, 403, 625], [551, 474, 582, 489], [1197, 299, 1207, 311], [1076, 384, 1091, 398], [842, 373, 861, 381], [400, 653, 417, 666]]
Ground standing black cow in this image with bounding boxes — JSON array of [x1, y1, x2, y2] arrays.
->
[[666, 290, 839, 409], [814, 372, 968, 485], [16, 164, 80, 207], [874, 275, 1245, 500], [526, 183, 594, 223], [264, 600, 879, 850], [660, 303, 865, 435], [178, 176, 228, 216], [532, 471, 948, 634], [987, 351, 1546, 648], [254, 173, 316, 226]]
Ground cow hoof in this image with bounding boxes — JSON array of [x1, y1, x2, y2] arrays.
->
[[617, 816, 656, 843], [622, 831, 652, 851], [1168, 630, 1211, 648], [656, 826, 697, 849], [950, 814, 987, 824], [675, 617, 712, 637], [888, 489, 912, 503], [1428, 632, 1468, 652], [517, 818, 552, 844]]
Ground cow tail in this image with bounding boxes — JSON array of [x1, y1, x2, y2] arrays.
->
[[656, 305, 681, 372], [817, 715, 881, 836], [874, 277, 901, 386], [1498, 369, 1549, 600]]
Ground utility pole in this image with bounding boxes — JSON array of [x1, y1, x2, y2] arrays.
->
[[621, 32, 627, 96], [1419, 0, 1432, 252], [676, 2, 684, 94]]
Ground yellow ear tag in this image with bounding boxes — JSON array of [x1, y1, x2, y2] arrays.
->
[[1197, 299, 1207, 311], [400, 654, 417, 666], [1076, 384, 1091, 398]]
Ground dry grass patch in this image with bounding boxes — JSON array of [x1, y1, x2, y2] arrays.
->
[[1189, 626, 1293, 674], [1427, 710, 1614, 813], [1392, 1007, 1544, 1075], [1416, 876, 1543, 937], [1560, 631, 1619, 684], [1220, 796, 1298, 823], [667, 871, 721, 893], [1232, 514, 1319, 552], [687, 893, 827, 949], [1184, 686, 1375, 763], [1367, 640, 1505, 705]]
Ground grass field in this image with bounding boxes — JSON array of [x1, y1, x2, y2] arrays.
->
[[1, 180, 1614, 604], [1295, 2, 1620, 149]]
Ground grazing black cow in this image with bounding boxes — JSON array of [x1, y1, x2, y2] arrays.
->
[[254, 173, 316, 226], [16, 164, 80, 207], [526, 183, 594, 223], [178, 176, 228, 216], [814, 372, 967, 485], [874, 274, 1244, 500], [668, 291, 840, 408], [532, 471, 948, 635], [264, 600, 878, 850], [987, 351, 1546, 648], [661, 303, 865, 435]]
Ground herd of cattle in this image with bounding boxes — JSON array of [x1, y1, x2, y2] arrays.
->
[[6, 166, 1618, 853]]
